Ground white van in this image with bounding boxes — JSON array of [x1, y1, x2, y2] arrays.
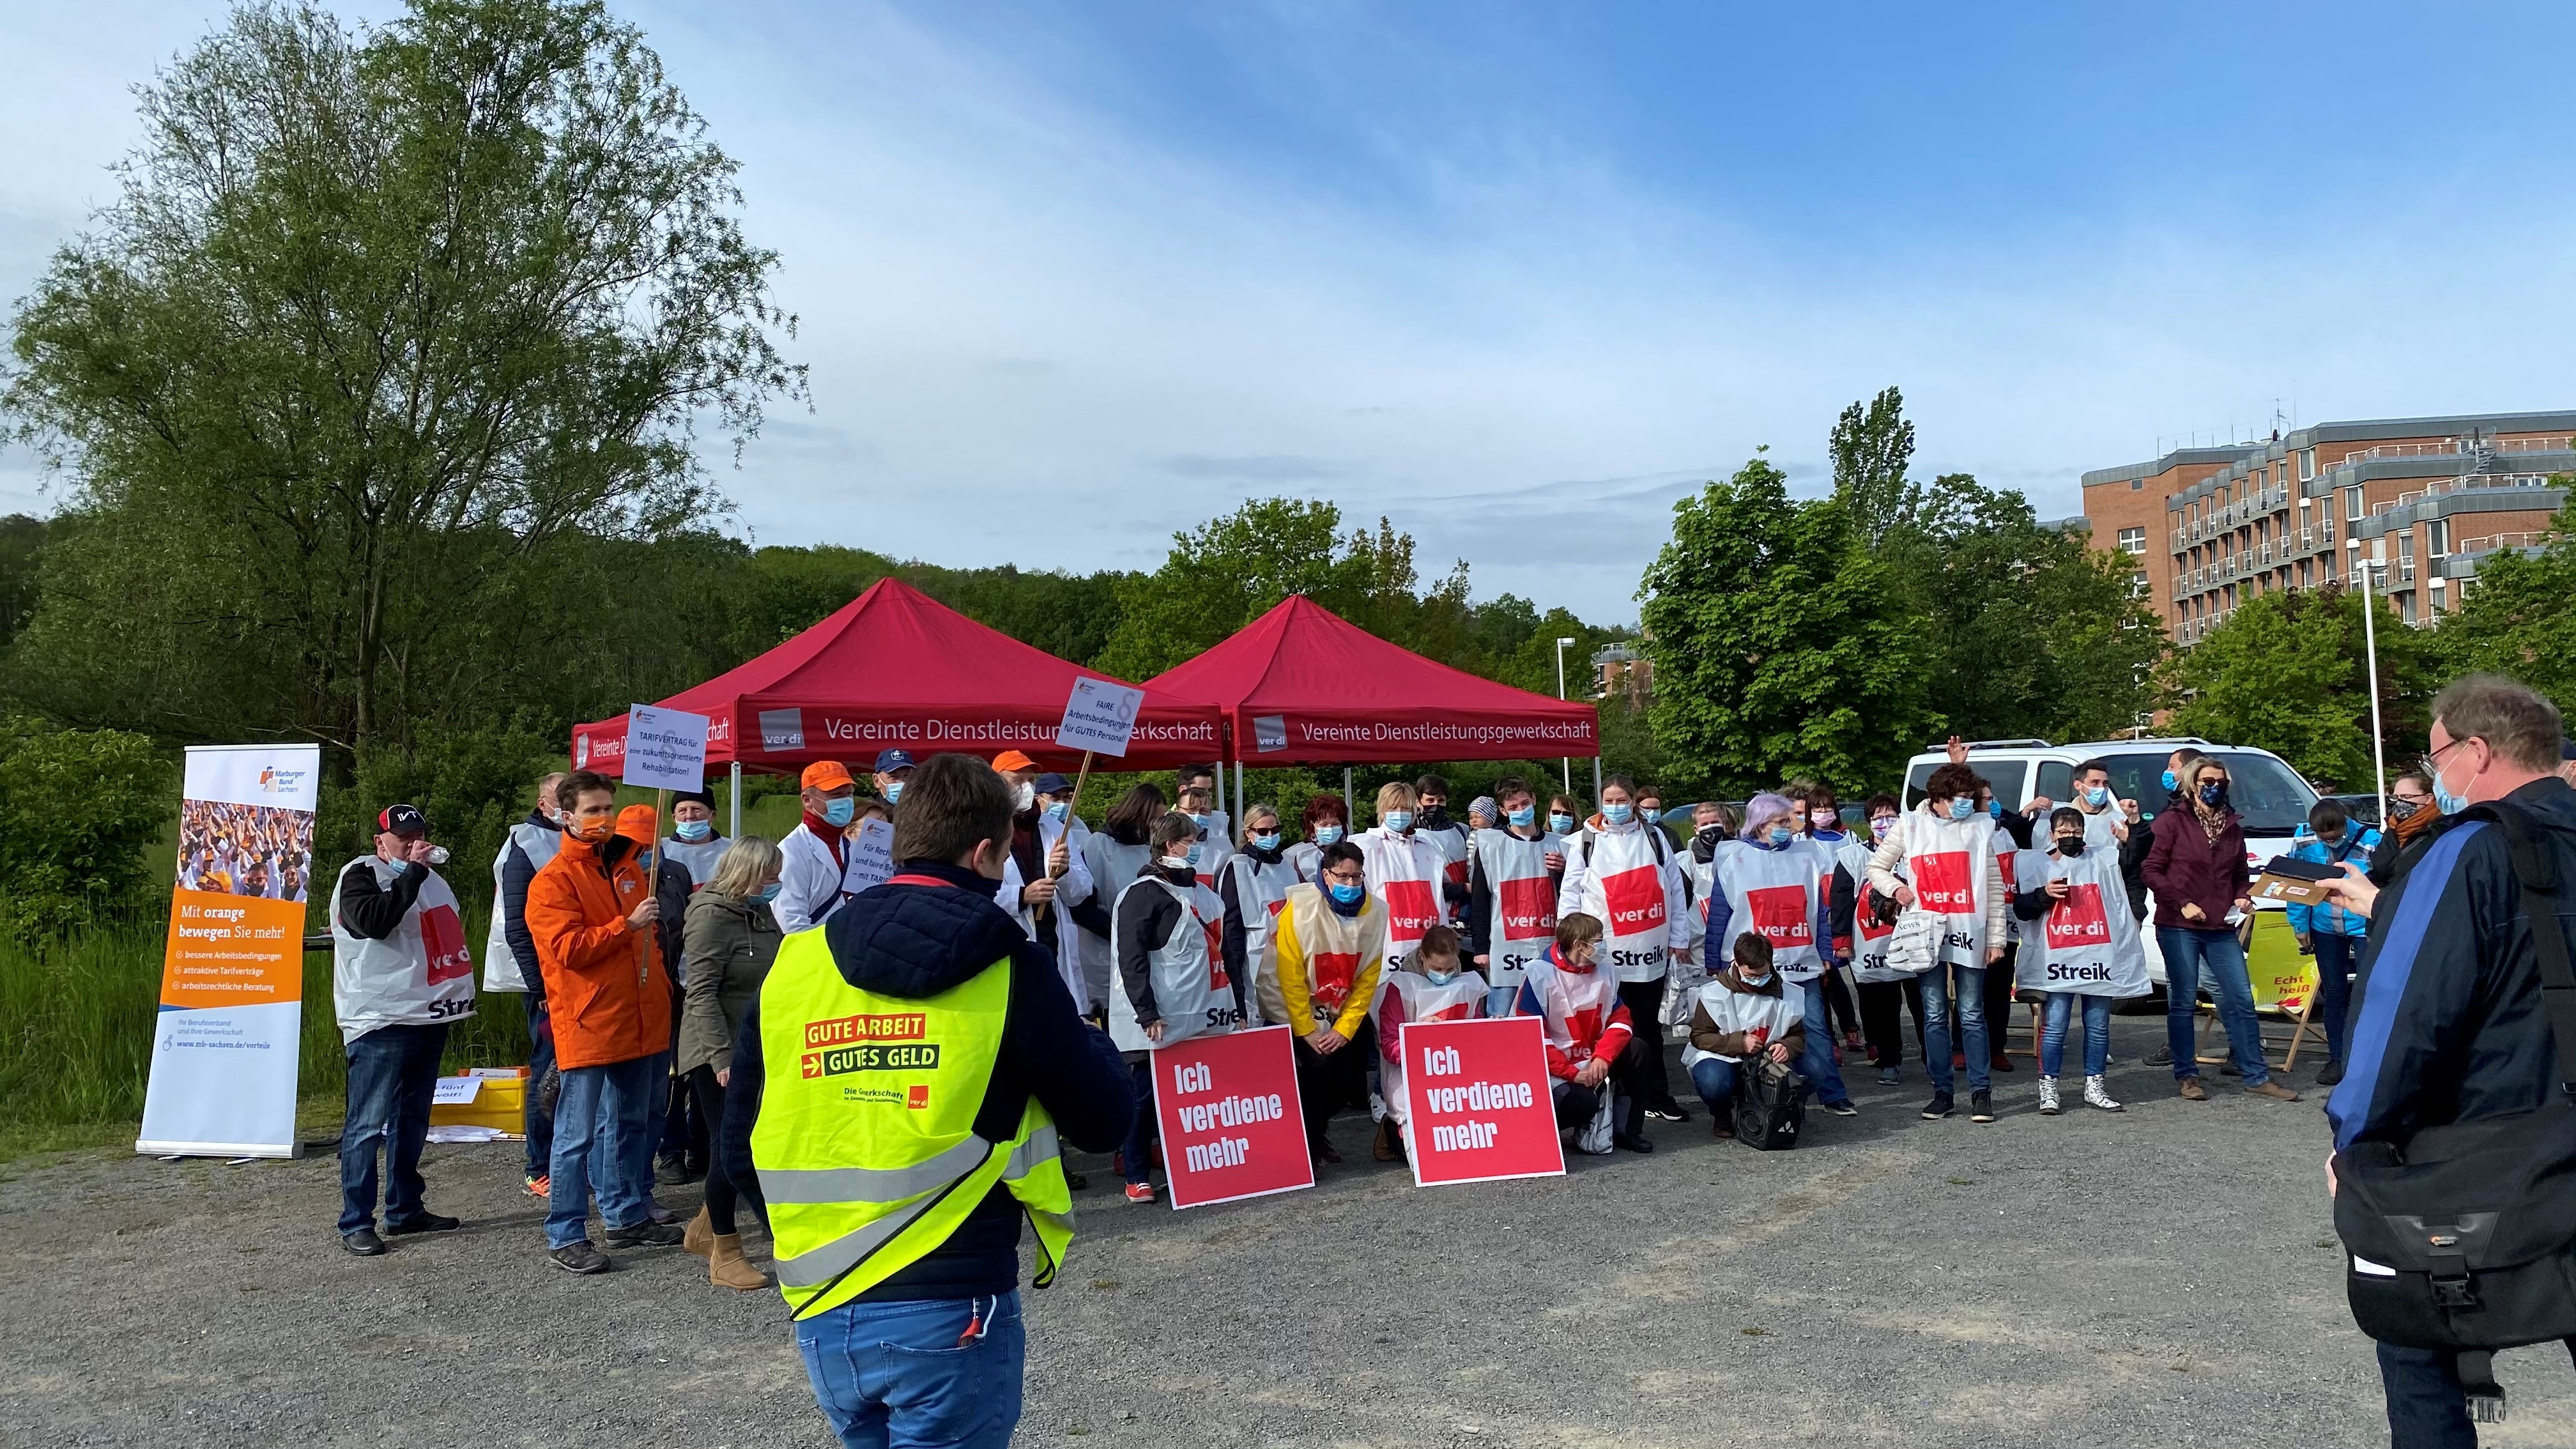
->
[[1896, 737, 2319, 990]]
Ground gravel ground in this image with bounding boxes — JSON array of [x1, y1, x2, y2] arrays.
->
[[5, 1019, 2573, 1449]]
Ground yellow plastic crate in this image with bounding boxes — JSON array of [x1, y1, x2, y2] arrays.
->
[[429, 1071, 527, 1133]]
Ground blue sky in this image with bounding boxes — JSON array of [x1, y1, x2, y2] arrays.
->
[[6, 1, 2575, 624]]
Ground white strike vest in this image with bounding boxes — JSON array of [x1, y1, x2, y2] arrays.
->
[[1472, 828, 1558, 997], [661, 833, 728, 889], [1715, 842, 1825, 981], [1902, 809, 1997, 968], [1839, 837, 1906, 983], [1680, 976, 1807, 1069], [1227, 852, 1301, 1025], [1376, 968, 1490, 1136], [333, 858, 476, 1045], [1106, 876, 1236, 1052], [2014, 845, 2152, 999], [1358, 827, 1446, 971], [1521, 951, 1624, 1067], [482, 819, 562, 992], [1572, 825, 1679, 983]]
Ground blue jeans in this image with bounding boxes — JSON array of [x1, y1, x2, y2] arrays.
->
[[1919, 962, 1990, 1096], [524, 995, 555, 1178], [1689, 1057, 1740, 1113], [626, 1050, 673, 1207], [2158, 925, 2268, 1086], [1797, 976, 1851, 1107], [338, 1022, 449, 1235], [2040, 993, 2110, 1078], [547, 1055, 655, 1248], [2313, 930, 2361, 1065], [1119, 1058, 1158, 1186], [795, 1292, 1025, 1449]]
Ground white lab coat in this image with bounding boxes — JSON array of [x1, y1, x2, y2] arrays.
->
[[775, 822, 847, 935]]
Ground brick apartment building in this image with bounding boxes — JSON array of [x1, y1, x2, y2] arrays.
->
[[2078, 409, 2575, 644]]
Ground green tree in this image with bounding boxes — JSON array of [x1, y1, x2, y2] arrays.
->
[[2158, 585, 2446, 789], [1639, 450, 1935, 795], [1830, 385, 1919, 546], [3, 0, 800, 770], [0, 718, 173, 935], [2439, 495, 2576, 714]]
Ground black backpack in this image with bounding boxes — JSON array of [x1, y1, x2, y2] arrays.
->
[[2333, 800, 2576, 1424], [1734, 1062, 1807, 1151]]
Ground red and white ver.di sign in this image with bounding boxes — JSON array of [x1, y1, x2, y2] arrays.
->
[[1151, 1025, 1314, 1209], [1404, 1015, 1566, 1188]]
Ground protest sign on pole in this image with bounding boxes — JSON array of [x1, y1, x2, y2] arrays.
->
[[840, 815, 895, 896], [622, 703, 712, 792], [1402, 1015, 1565, 1188], [139, 744, 321, 1158], [1151, 1025, 1313, 1209], [1056, 675, 1147, 806]]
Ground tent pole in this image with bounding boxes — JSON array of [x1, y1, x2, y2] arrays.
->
[[729, 760, 742, 839], [1234, 758, 1245, 833], [1591, 756, 1601, 802], [1344, 765, 1353, 818]]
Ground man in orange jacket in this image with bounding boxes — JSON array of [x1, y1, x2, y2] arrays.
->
[[526, 770, 678, 1273]]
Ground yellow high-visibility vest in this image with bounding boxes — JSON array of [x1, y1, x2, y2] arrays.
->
[[750, 927, 1071, 1319]]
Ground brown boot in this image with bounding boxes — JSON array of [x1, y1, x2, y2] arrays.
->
[[683, 1205, 714, 1258], [1372, 1119, 1401, 1162], [2177, 1076, 2209, 1101], [708, 1232, 770, 1291]]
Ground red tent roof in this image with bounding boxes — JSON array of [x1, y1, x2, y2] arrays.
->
[[572, 578, 1223, 775], [1146, 595, 1598, 764]]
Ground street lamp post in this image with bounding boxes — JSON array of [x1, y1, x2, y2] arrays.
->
[[2356, 555, 2391, 818], [1555, 636, 1578, 793]]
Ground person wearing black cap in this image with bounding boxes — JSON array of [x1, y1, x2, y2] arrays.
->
[[872, 748, 917, 808], [661, 786, 728, 888], [329, 804, 475, 1256]]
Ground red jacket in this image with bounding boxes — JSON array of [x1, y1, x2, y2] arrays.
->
[[526, 832, 673, 1070], [2140, 805, 2250, 931]]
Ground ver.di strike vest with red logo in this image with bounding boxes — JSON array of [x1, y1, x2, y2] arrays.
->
[[1105, 875, 1237, 1052], [1358, 827, 1445, 969], [1716, 841, 1825, 980], [330, 857, 476, 1045], [1227, 852, 1300, 1026], [1575, 825, 1677, 983], [2012, 844, 2151, 999], [1472, 828, 1558, 995], [1376, 967, 1490, 1137], [1521, 951, 1623, 1064], [1838, 837, 1906, 983], [1902, 808, 1996, 968]]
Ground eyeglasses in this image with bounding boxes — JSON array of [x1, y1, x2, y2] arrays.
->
[[2419, 736, 2475, 783], [1322, 871, 1364, 886]]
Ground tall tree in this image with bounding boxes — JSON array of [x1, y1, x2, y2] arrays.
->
[[1829, 386, 1919, 546], [1639, 450, 1935, 795], [3, 0, 801, 769], [2158, 585, 2447, 790], [2438, 495, 2576, 714]]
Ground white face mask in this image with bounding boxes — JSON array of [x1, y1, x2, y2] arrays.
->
[[1011, 781, 1036, 812], [1157, 854, 1193, 872]]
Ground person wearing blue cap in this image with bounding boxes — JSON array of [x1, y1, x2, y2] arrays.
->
[[871, 748, 916, 807]]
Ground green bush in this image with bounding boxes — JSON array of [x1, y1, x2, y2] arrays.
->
[[0, 718, 172, 937], [316, 717, 561, 914]]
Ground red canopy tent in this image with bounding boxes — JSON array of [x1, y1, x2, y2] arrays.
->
[[569, 578, 1223, 778], [1145, 595, 1598, 767]]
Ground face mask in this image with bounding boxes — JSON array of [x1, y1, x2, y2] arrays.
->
[[2318, 834, 2343, 850], [2055, 836, 2084, 857], [1765, 825, 1793, 846], [1314, 825, 1345, 847], [1252, 831, 1280, 851], [2198, 782, 2226, 806], [2388, 797, 2423, 822], [2161, 769, 2179, 792], [1549, 813, 1575, 833], [1158, 854, 1193, 871], [1695, 825, 1726, 851], [1043, 801, 1069, 824], [1603, 803, 1634, 825], [1425, 966, 1457, 986], [1947, 797, 1976, 821], [1871, 816, 1897, 838], [1637, 808, 1661, 825], [1810, 812, 1837, 832], [1011, 782, 1036, 813], [1740, 970, 1772, 988], [1508, 805, 1535, 828], [2083, 786, 2110, 808], [882, 781, 904, 805], [752, 882, 782, 904], [675, 820, 712, 843], [822, 797, 856, 828], [567, 816, 614, 843], [2432, 775, 2467, 816], [1328, 882, 1365, 906], [1384, 811, 1413, 832]]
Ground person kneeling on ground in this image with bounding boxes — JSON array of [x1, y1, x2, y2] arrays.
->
[[1262, 840, 1389, 1167], [1682, 935, 1804, 1140], [1514, 912, 1651, 1154], [1372, 924, 1490, 1163]]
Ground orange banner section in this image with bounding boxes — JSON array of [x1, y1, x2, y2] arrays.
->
[[160, 889, 307, 1008]]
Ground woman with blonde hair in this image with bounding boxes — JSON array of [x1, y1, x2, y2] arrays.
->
[[677, 835, 785, 1290]]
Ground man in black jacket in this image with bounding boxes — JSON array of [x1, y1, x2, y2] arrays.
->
[[2321, 675, 2576, 1447], [493, 774, 564, 1195], [723, 753, 1131, 1448]]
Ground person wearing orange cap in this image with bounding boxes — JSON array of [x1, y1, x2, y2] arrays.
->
[[777, 760, 859, 935], [989, 752, 1095, 1009], [524, 770, 679, 1273]]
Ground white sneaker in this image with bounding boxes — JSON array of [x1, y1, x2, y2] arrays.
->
[[2085, 1075, 2125, 1112], [2036, 1077, 2061, 1116]]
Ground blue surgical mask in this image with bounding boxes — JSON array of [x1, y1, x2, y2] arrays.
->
[[1191, 811, 1211, 830], [883, 781, 904, 804], [1384, 811, 1413, 832], [2161, 769, 2179, 792], [2432, 775, 2466, 816], [1328, 882, 1365, 906], [1252, 832, 1280, 852], [1507, 805, 1535, 828], [1766, 825, 1793, 846], [2084, 786, 2110, 808], [1548, 813, 1575, 833], [675, 819, 712, 843], [1948, 797, 1976, 821], [1314, 825, 1345, 847], [1637, 807, 1662, 825], [1043, 801, 1069, 824], [822, 797, 855, 827], [1425, 967, 1457, 986], [752, 882, 782, 903], [1604, 803, 1634, 825]]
